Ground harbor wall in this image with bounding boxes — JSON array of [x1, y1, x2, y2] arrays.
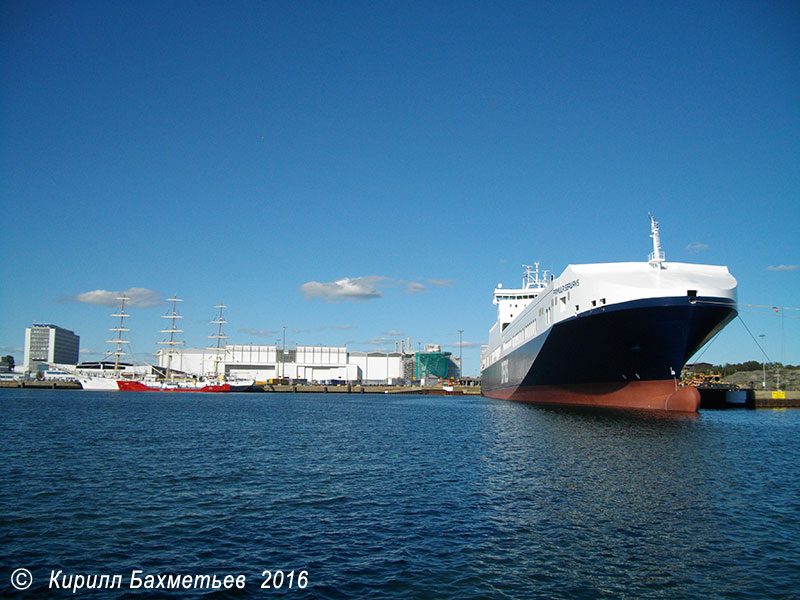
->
[[700, 387, 800, 409], [3, 381, 797, 407], [751, 390, 800, 409], [261, 384, 482, 396], [0, 380, 81, 389]]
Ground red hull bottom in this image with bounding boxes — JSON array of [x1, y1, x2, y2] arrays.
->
[[117, 381, 230, 392], [483, 380, 700, 412]]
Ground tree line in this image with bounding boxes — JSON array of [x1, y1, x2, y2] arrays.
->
[[704, 361, 798, 377]]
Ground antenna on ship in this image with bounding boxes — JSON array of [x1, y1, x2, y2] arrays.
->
[[522, 263, 541, 288], [648, 214, 666, 269], [521, 262, 547, 291], [208, 302, 228, 379], [158, 296, 184, 380]]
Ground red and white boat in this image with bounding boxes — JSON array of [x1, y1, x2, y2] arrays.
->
[[79, 295, 231, 392], [117, 378, 229, 392], [77, 294, 137, 391]]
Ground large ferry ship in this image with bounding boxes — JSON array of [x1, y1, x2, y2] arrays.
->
[[480, 216, 737, 412]]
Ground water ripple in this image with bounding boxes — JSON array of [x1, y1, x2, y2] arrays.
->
[[2, 390, 799, 598]]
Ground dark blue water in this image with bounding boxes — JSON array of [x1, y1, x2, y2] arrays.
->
[[2, 390, 799, 599]]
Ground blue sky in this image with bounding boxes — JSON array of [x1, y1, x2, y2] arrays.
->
[[1, 1, 798, 376]]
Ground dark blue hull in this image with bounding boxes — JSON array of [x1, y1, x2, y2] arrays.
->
[[482, 296, 737, 405]]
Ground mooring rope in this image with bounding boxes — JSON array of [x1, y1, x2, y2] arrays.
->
[[736, 314, 774, 364]]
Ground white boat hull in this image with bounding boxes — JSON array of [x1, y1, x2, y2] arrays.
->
[[78, 376, 121, 391]]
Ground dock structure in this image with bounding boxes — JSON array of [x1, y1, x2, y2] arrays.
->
[[261, 383, 482, 396], [0, 380, 81, 390], [752, 390, 800, 409], [699, 387, 800, 409], [3, 380, 797, 407]]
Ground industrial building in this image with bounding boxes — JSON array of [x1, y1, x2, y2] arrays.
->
[[23, 324, 80, 374], [157, 343, 460, 384], [15, 314, 462, 383], [158, 344, 358, 382]]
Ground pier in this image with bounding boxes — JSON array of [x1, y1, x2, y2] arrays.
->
[[752, 390, 800, 409], [3, 380, 798, 407], [0, 380, 483, 395], [260, 383, 482, 396], [0, 380, 81, 390], [699, 388, 800, 409]]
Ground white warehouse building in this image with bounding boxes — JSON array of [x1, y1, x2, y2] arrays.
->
[[347, 352, 405, 383], [156, 344, 454, 384], [157, 344, 361, 382]]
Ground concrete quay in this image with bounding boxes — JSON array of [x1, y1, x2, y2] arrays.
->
[[0, 380, 81, 390], [0, 381, 483, 395], [261, 383, 482, 396], [699, 387, 800, 409], [751, 390, 800, 409]]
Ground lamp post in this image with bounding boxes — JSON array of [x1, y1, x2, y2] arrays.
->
[[759, 334, 767, 389]]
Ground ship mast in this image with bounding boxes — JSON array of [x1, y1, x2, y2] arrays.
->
[[522, 263, 537, 289], [648, 214, 666, 269], [522, 262, 548, 291], [106, 294, 131, 374], [158, 296, 184, 380], [207, 302, 227, 378]]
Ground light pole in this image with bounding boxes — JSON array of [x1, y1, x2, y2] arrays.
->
[[282, 326, 286, 379], [759, 334, 767, 389], [458, 329, 463, 379]]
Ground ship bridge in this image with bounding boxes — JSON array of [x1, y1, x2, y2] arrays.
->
[[494, 263, 549, 331]]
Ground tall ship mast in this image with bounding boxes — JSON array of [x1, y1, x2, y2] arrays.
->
[[106, 294, 131, 373], [208, 302, 227, 378], [76, 294, 135, 390], [79, 293, 230, 392], [157, 296, 184, 380], [117, 295, 229, 392], [480, 215, 738, 412]]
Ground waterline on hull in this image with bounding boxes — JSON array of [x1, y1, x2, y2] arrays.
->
[[483, 379, 701, 412]]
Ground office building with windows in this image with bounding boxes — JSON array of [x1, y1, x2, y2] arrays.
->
[[24, 324, 80, 373]]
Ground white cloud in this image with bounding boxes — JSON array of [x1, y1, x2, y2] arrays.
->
[[299, 275, 453, 301], [404, 281, 427, 294], [767, 264, 799, 271], [427, 279, 455, 287], [299, 277, 388, 302], [684, 242, 710, 254], [239, 328, 279, 337], [456, 341, 485, 349], [384, 330, 405, 336], [318, 324, 356, 331], [71, 287, 161, 307], [442, 340, 485, 350]]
